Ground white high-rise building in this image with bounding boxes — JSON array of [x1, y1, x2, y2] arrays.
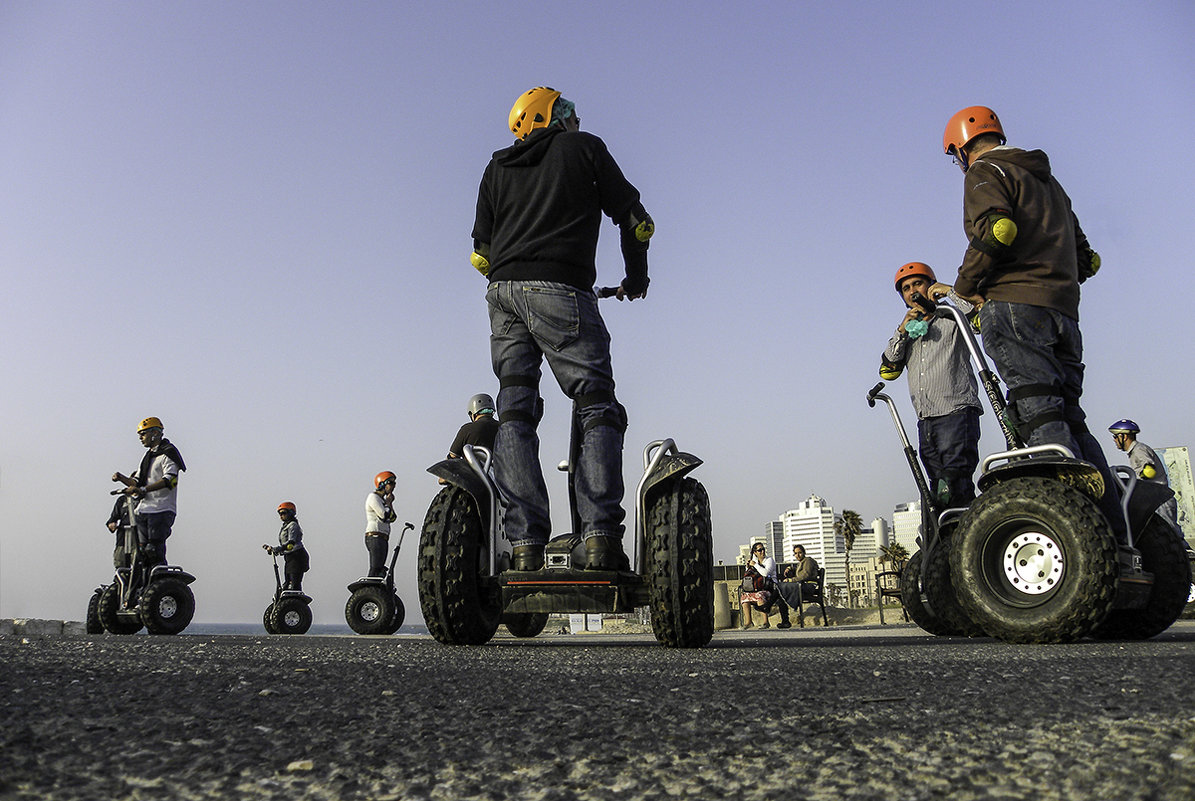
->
[[892, 501, 922, 553], [778, 494, 837, 566]]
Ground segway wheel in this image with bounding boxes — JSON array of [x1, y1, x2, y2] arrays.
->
[[271, 597, 313, 635], [345, 585, 395, 635], [951, 477, 1117, 644], [98, 583, 142, 635], [644, 477, 715, 648], [417, 486, 501, 646], [86, 588, 105, 634], [922, 536, 985, 637], [503, 612, 549, 638], [140, 577, 196, 635], [263, 603, 278, 634], [382, 593, 405, 634], [900, 551, 952, 636], [1092, 514, 1191, 640]]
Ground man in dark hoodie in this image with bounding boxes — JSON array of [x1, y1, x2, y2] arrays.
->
[[471, 86, 653, 572], [932, 106, 1122, 533], [112, 416, 187, 577]]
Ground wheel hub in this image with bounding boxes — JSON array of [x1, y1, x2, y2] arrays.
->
[[283, 610, 301, 628], [361, 602, 381, 622], [1002, 532, 1064, 595], [157, 595, 179, 618]]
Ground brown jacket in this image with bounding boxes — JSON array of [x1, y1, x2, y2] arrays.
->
[[954, 146, 1091, 320]]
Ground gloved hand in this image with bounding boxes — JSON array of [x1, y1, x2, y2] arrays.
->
[[1078, 247, 1100, 282]]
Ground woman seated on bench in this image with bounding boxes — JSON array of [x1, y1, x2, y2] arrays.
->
[[740, 544, 792, 629]]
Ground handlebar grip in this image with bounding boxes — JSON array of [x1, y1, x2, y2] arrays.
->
[[910, 292, 936, 315], [867, 382, 885, 407], [595, 286, 619, 299]]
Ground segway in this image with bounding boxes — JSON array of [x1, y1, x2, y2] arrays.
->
[[262, 547, 313, 634], [418, 357, 715, 648], [345, 522, 411, 635], [870, 295, 1189, 643], [867, 382, 984, 637], [96, 491, 197, 635]]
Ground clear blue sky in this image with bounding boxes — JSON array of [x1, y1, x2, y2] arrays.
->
[[3, 1, 1192, 623]]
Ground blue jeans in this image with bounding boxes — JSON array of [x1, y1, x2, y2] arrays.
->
[[135, 511, 175, 565], [979, 301, 1124, 534], [918, 406, 980, 506], [487, 281, 627, 547]]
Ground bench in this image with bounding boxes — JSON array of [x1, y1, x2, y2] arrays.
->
[[876, 567, 908, 624]]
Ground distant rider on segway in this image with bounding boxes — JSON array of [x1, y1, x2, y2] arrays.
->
[[932, 106, 1124, 537], [265, 501, 309, 591], [111, 416, 187, 587], [365, 471, 399, 578], [1109, 420, 1178, 525], [470, 86, 653, 572], [447, 393, 500, 459]]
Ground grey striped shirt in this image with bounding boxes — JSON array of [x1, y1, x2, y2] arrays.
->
[[884, 316, 982, 419]]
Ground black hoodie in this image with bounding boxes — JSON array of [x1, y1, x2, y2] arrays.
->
[[955, 146, 1091, 320], [472, 126, 645, 291]]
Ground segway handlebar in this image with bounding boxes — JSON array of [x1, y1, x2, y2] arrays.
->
[[595, 286, 620, 298], [914, 294, 1023, 450]]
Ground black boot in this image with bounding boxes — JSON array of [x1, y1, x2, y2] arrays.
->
[[585, 536, 627, 571], [512, 545, 544, 571]]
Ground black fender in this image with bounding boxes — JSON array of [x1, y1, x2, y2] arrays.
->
[[148, 566, 196, 586], [977, 455, 1104, 502], [641, 450, 703, 502], [1125, 481, 1176, 536], [427, 458, 493, 523], [347, 577, 385, 594]]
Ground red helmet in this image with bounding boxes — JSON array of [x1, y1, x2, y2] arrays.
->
[[943, 106, 1005, 158], [894, 262, 936, 293], [374, 471, 397, 490], [277, 501, 296, 515]]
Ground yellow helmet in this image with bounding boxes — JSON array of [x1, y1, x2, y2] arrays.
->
[[509, 87, 561, 140], [138, 416, 164, 432]]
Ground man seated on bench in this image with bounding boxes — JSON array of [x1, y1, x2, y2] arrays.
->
[[782, 545, 821, 604]]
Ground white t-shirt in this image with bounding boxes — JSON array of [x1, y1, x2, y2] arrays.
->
[[135, 450, 181, 516]]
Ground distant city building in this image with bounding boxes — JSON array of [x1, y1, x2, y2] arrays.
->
[[763, 520, 785, 557], [777, 494, 838, 568], [892, 501, 922, 554], [871, 517, 890, 550]]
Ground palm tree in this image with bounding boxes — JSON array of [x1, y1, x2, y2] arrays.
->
[[835, 510, 862, 608], [880, 542, 910, 570]]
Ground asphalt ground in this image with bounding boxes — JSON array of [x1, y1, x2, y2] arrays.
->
[[3, 622, 1195, 801]]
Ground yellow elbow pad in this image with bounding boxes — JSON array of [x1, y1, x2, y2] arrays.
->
[[879, 362, 903, 381], [634, 218, 654, 242], [1142, 464, 1157, 480], [470, 251, 490, 277], [991, 216, 1017, 246]]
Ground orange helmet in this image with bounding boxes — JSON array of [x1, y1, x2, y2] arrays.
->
[[277, 501, 296, 515], [509, 87, 561, 140], [943, 106, 1005, 158], [894, 262, 936, 293], [374, 471, 397, 490]]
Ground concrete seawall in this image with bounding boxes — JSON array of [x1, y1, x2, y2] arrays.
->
[[0, 619, 88, 637]]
